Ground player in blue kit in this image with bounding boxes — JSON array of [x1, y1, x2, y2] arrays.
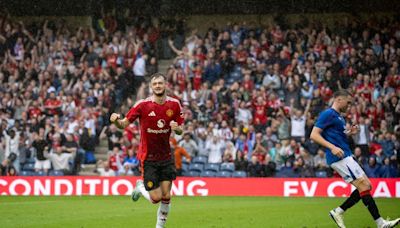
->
[[310, 90, 399, 228]]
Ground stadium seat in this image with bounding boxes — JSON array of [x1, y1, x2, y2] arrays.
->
[[35, 170, 47, 176], [20, 170, 35, 176], [232, 171, 247, 178], [220, 163, 235, 172], [27, 157, 36, 164], [216, 171, 232, 178], [315, 170, 328, 178], [192, 156, 207, 165], [201, 170, 217, 177], [181, 163, 189, 173], [204, 163, 220, 172], [186, 170, 201, 177], [188, 163, 204, 172], [49, 170, 64, 176], [182, 157, 190, 165], [23, 163, 35, 171]]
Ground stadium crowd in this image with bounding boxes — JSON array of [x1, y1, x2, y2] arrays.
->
[[0, 10, 167, 176], [0, 10, 399, 178], [164, 16, 400, 178]]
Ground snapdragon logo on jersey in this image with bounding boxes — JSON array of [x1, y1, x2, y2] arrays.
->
[[0, 177, 399, 197]]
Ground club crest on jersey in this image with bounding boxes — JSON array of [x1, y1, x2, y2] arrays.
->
[[166, 109, 174, 117], [157, 119, 166, 128], [147, 181, 153, 189]]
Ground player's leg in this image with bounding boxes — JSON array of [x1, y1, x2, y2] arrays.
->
[[352, 175, 400, 228], [132, 161, 163, 203], [156, 181, 172, 228], [156, 160, 176, 228], [329, 157, 362, 228]]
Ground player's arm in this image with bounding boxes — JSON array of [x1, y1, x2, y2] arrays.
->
[[310, 127, 344, 158], [110, 113, 130, 129], [170, 121, 183, 135]]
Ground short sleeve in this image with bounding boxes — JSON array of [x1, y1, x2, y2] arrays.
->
[[315, 110, 333, 130], [126, 101, 142, 123]]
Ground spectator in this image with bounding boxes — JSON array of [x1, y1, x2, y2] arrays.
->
[[206, 135, 224, 163], [62, 133, 80, 174], [290, 99, 311, 143], [96, 160, 116, 177], [121, 148, 139, 176], [3, 128, 20, 172], [80, 128, 96, 164], [47, 146, 74, 174], [378, 157, 398, 178], [171, 138, 191, 176], [178, 132, 198, 157], [222, 141, 236, 163], [44, 92, 62, 116], [100, 124, 123, 151], [194, 131, 208, 157], [363, 156, 380, 178], [353, 116, 371, 157], [377, 132, 396, 158], [313, 149, 328, 172], [32, 130, 50, 173], [247, 155, 263, 177], [108, 146, 124, 175], [133, 53, 149, 88]]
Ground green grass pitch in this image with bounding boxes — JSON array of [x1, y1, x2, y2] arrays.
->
[[1, 196, 399, 227]]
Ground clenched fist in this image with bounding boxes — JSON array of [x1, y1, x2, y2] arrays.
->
[[110, 113, 121, 123], [170, 120, 178, 131]]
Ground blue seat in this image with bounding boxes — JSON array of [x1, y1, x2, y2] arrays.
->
[[23, 163, 35, 171], [192, 156, 207, 165], [20, 170, 35, 176], [201, 170, 217, 177], [27, 157, 36, 164], [181, 163, 189, 172], [204, 163, 220, 172], [188, 163, 204, 172], [220, 163, 235, 172], [232, 171, 247, 178], [186, 170, 201, 177], [49, 170, 64, 176], [315, 170, 328, 178], [35, 170, 47, 176], [182, 157, 190, 165], [216, 171, 232, 178]]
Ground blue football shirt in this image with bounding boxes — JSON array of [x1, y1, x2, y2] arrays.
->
[[314, 108, 352, 165]]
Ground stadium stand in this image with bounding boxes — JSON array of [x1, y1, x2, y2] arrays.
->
[[0, 8, 399, 179]]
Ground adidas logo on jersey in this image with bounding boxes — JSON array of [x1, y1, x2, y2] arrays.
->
[[148, 111, 156, 116]]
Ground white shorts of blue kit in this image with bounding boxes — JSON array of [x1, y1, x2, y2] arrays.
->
[[330, 156, 366, 183]]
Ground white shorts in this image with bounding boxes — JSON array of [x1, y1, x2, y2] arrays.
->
[[330, 156, 366, 183], [34, 159, 51, 170]]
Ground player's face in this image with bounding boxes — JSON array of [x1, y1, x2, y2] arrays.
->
[[339, 96, 352, 112], [151, 77, 166, 96]]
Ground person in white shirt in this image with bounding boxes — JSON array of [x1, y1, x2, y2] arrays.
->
[[206, 135, 225, 163], [3, 129, 20, 172], [217, 120, 233, 141], [262, 69, 281, 90], [236, 101, 253, 125], [290, 99, 311, 142], [133, 53, 148, 88], [47, 146, 74, 173]]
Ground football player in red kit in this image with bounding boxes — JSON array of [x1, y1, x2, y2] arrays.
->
[[110, 73, 184, 228]]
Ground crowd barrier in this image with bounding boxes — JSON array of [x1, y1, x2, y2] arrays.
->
[[0, 177, 399, 197]]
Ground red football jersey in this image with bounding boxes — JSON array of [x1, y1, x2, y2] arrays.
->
[[125, 96, 184, 161]]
